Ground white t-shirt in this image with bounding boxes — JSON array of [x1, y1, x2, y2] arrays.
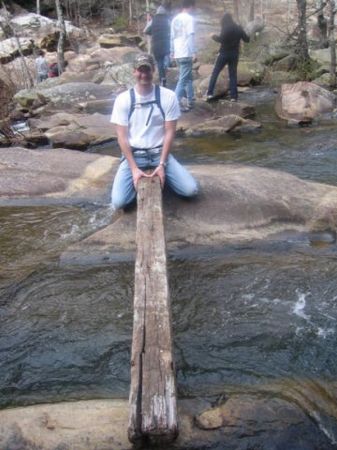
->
[[35, 56, 48, 75], [111, 85, 180, 149], [171, 11, 194, 58]]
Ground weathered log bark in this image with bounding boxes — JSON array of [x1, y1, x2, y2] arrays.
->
[[128, 176, 178, 445]]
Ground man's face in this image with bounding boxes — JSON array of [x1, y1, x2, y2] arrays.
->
[[134, 65, 154, 86]]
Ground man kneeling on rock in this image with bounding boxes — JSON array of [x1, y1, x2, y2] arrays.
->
[[110, 53, 198, 210]]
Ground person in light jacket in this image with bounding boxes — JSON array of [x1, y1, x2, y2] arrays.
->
[[35, 50, 48, 83]]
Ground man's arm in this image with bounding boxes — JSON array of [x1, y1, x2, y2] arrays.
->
[[241, 28, 250, 43], [116, 124, 150, 188], [150, 120, 177, 186]]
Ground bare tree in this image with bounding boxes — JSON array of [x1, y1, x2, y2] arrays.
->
[[249, 0, 255, 22], [233, 0, 240, 22], [129, 0, 133, 26], [36, 0, 40, 15], [296, 0, 309, 62], [145, 0, 151, 52], [328, 0, 336, 86], [317, 11, 328, 47], [55, 0, 66, 75]]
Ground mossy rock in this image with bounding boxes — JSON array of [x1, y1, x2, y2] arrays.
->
[[312, 72, 332, 87], [263, 70, 299, 86], [263, 49, 290, 66], [272, 54, 299, 72], [15, 93, 39, 108], [237, 60, 265, 85]]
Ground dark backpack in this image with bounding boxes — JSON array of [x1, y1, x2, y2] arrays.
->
[[128, 85, 165, 125]]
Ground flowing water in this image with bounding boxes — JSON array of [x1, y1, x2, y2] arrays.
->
[[1, 92, 337, 447]]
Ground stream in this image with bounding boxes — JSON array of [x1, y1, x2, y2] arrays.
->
[[1, 90, 337, 448]]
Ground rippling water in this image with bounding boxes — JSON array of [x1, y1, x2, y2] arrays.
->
[[1, 96, 337, 447]]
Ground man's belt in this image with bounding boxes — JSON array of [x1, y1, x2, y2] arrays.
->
[[132, 145, 162, 155]]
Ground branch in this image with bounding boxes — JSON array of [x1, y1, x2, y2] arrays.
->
[[286, 2, 328, 43]]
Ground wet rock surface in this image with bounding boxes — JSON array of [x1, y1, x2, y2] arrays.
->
[[0, 395, 334, 450], [14, 82, 115, 111], [60, 164, 337, 265], [29, 112, 116, 149], [0, 147, 117, 205]]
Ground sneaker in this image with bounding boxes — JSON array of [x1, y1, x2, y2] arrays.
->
[[180, 105, 190, 113], [205, 94, 215, 102]]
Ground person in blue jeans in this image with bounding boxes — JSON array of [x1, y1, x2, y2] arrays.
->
[[110, 53, 198, 210], [206, 13, 249, 102], [171, 0, 196, 112]]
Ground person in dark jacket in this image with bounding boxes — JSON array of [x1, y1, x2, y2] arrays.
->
[[144, 4, 171, 86], [206, 13, 249, 102]]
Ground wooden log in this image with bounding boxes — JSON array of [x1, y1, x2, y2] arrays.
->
[[128, 176, 178, 445]]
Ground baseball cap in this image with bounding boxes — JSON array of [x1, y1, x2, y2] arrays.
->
[[133, 53, 155, 70]]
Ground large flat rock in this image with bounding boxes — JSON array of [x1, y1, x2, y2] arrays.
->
[[0, 390, 333, 450], [0, 147, 118, 205], [61, 164, 337, 264], [29, 112, 117, 149]]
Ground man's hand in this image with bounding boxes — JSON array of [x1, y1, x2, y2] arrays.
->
[[150, 165, 165, 188], [132, 167, 151, 189]]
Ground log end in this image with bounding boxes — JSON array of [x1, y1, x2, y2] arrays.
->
[[128, 424, 179, 446]]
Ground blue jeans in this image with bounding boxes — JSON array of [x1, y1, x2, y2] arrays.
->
[[156, 54, 170, 84], [207, 51, 239, 100], [37, 73, 48, 83], [175, 57, 194, 105], [111, 151, 198, 209]]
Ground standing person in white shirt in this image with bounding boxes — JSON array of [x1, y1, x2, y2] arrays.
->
[[110, 53, 198, 210], [170, 0, 196, 112], [35, 50, 48, 83]]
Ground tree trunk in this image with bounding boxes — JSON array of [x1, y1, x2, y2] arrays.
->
[[233, 0, 240, 21], [129, 0, 133, 27], [76, 0, 81, 27], [296, 0, 309, 62], [328, 0, 336, 86], [249, 0, 255, 22], [316, 0, 328, 48], [145, 0, 151, 53], [36, 0, 40, 15], [55, 0, 66, 75]]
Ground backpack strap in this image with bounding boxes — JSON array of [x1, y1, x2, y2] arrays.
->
[[128, 85, 165, 122], [128, 87, 136, 121], [155, 85, 165, 120]]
